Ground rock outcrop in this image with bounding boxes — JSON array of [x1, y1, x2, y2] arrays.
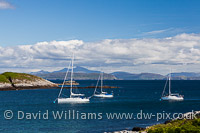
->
[[108, 111, 200, 133], [0, 72, 57, 90]]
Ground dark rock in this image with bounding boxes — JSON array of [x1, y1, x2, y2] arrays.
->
[[164, 120, 172, 124], [132, 127, 145, 131]]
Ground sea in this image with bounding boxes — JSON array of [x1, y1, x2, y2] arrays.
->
[[0, 80, 200, 133]]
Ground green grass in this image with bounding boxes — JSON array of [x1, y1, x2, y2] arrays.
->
[[0, 75, 9, 83], [146, 118, 200, 133], [0, 72, 42, 83]]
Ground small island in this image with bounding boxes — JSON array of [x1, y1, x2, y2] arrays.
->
[[145, 115, 200, 132], [111, 111, 200, 133], [0, 72, 57, 91]]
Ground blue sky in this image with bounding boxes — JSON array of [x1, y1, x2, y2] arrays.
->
[[0, 0, 200, 74], [1, 0, 200, 46]]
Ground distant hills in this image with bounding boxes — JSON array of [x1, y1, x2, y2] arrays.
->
[[30, 66, 100, 75], [35, 72, 117, 80], [53, 66, 101, 73], [170, 72, 200, 80], [30, 70, 50, 75], [111, 72, 165, 80], [31, 66, 200, 80], [31, 66, 114, 80]]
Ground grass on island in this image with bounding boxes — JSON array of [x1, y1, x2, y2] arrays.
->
[[0, 74, 10, 83], [146, 117, 200, 133], [0, 72, 42, 83]]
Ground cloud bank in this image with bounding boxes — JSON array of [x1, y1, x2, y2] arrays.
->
[[0, 0, 14, 9], [0, 33, 200, 74]]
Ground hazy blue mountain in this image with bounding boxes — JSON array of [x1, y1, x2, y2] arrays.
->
[[30, 70, 50, 75], [168, 72, 200, 80], [112, 71, 200, 80], [37, 72, 117, 80], [112, 72, 165, 80], [52, 68, 68, 73], [111, 72, 138, 80], [32, 66, 114, 80], [171, 72, 200, 77], [74, 66, 100, 73], [31, 67, 200, 80], [52, 66, 100, 73]]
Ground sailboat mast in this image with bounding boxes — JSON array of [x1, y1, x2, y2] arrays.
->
[[70, 53, 74, 97], [58, 61, 71, 98], [169, 71, 171, 95], [101, 72, 103, 93]]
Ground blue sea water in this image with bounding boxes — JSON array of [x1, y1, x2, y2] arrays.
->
[[0, 80, 200, 133]]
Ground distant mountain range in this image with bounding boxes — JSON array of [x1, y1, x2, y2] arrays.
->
[[30, 70, 50, 75], [30, 66, 100, 75], [30, 66, 200, 80], [171, 72, 200, 77], [111, 72, 165, 80], [31, 66, 111, 80]]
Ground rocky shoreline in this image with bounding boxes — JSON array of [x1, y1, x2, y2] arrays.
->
[[107, 111, 200, 133], [0, 84, 58, 91], [0, 72, 57, 91], [0, 80, 58, 91], [0, 82, 118, 91], [0, 85, 118, 91]]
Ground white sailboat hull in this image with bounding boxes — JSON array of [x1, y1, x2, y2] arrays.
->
[[161, 95, 184, 101], [94, 93, 113, 98], [161, 71, 184, 101], [58, 97, 90, 103]]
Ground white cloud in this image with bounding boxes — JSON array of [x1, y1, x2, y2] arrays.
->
[[144, 28, 174, 35], [142, 28, 188, 38], [0, 0, 14, 9], [0, 33, 200, 74], [145, 29, 169, 35]]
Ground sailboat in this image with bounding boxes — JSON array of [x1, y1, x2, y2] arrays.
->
[[161, 71, 184, 101], [93, 72, 113, 98], [57, 54, 90, 103]]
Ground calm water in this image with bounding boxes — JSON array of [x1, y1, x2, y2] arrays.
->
[[1, 80, 200, 133]]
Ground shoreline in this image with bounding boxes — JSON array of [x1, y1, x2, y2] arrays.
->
[[0, 85, 118, 91], [0, 85, 58, 91], [109, 111, 200, 133], [0, 72, 58, 91]]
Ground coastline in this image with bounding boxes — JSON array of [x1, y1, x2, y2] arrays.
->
[[0, 72, 58, 91], [0, 85, 57, 91], [109, 111, 200, 133], [0, 85, 118, 91]]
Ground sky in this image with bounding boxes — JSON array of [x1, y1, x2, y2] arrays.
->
[[0, 0, 200, 74]]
